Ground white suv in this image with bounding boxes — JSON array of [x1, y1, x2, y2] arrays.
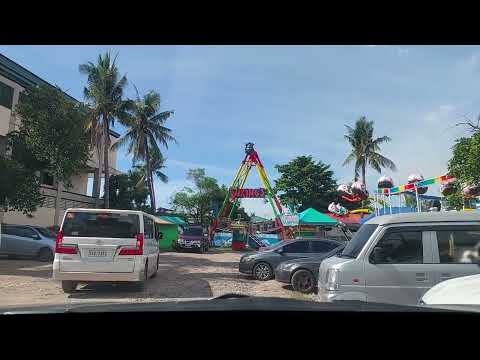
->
[[53, 208, 161, 293]]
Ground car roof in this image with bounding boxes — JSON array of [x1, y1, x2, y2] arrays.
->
[[65, 208, 144, 215], [366, 211, 480, 226]]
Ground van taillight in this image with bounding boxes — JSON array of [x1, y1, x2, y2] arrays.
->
[[55, 231, 78, 254], [119, 233, 144, 255]]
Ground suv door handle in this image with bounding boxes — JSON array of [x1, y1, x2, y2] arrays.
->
[[415, 272, 428, 282]]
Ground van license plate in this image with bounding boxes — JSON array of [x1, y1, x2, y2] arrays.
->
[[88, 249, 107, 257]]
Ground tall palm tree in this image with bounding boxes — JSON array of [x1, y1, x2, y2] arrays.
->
[[343, 116, 396, 187], [113, 88, 175, 210], [79, 52, 132, 208], [132, 149, 169, 210]]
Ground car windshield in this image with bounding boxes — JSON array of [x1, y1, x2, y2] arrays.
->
[[2, 45, 480, 312], [340, 224, 379, 258], [183, 227, 203, 236]]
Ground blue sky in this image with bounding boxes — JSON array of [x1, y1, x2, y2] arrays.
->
[[0, 45, 477, 217]]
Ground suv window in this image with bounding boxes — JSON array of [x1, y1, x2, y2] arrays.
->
[[283, 241, 309, 253], [312, 241, 338, 253], [144, 217, 154, 239], [371, 231, 423, 264], [436, 230, 480, 264], [62, 212, 140, 238]]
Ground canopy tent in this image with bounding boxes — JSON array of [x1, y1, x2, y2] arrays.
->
[[159, 215, 187, 225], [298, 208, 338, 225]]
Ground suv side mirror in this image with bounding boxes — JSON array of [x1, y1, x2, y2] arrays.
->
[[370, 247, 384, 264], [156, 231, 163, 240]]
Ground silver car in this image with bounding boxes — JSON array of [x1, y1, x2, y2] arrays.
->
[[0, 224, 56, 262], [317, 212, 480, 306]]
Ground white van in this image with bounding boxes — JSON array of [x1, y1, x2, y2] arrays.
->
[[53, 208, 161, 293], [317, 212, 480, 306]]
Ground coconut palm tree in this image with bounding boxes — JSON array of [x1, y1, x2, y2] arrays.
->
[[132, 149, 169, 210], [79, 52, 132, 208], [113, 88, 175, 210], [343, 116, 397, 187]]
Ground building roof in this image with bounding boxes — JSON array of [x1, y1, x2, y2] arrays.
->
[[366, 211, 480, 225], [250, 215, 271, 223], [298, 208, 338, 225], [0, 53, 120, 139]]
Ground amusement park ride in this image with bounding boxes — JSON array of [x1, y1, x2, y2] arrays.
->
[[209, 143, 286, 247]]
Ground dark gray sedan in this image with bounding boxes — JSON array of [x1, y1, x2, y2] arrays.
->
[[274, 244, 345, 293], [238, 238, 343, 281]]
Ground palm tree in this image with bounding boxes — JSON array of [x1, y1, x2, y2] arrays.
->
[[132, 149, 169, 210], [79, 52, 132, 208], [113, 88, 175, 210], [343, 116, 396, 187]]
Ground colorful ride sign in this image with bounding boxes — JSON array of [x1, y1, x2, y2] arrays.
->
[[230, 188, 265, 198], [280, 214, 299, 226]]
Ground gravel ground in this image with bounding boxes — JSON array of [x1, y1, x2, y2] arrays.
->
[[0, 250, 312, 308]]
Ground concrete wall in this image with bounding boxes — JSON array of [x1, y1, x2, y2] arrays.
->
[[3, 208, 61, 227], [69, 173, 89, 195]]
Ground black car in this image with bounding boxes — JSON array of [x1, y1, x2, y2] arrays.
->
[[274, 243, 346, 294], [238, 238, 343, 281]]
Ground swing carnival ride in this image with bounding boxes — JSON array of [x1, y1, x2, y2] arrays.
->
[[209, 143, 286, 248], [373, 174, 458, 216]]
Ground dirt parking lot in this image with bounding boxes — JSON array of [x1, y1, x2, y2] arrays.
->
[[0, 249, 312, 307]]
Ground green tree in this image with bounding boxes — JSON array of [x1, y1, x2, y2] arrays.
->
[[171, 169, 233, 226], [79, 52, 132, 208], [343, 116, 396, 187], [1, 85, 90, 219], [14, 85, 90, 188], [274, 156, 337, 212], [446, 133, 480, 209], [109, 168, 150, 211], [113, 88, 175, 211]]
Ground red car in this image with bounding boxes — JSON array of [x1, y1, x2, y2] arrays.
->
[[175, 225, 210, 253]]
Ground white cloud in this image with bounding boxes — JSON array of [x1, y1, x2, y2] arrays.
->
[[153, 179, 190, 208]]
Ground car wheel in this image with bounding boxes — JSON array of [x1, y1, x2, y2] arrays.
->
[[151, 256, 159, 278], [291, 269, 315, 294], [253, 262, 273, 281], [61, 281, 78, 294], [38, 248, 53, 262]]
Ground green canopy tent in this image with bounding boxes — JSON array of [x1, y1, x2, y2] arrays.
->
[[297, 208, 338, 238], [157, 216, 187, 250], [299, 208, 338, 225]]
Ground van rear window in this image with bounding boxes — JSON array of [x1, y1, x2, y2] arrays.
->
[[62, 212, 140, 238]]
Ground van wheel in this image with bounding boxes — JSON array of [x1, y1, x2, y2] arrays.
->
[[61, 281, 78, 293], [151, 256, 159, 278], [38, 248, 53, 262]]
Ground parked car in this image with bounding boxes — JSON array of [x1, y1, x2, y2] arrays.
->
[[0, 224, 56, 261], [239, 238, 343, 281], [275, 243, 345, 293], [175, 225, 209, 253], [53, 208, 161, 293], [317, 212, 480, 306]]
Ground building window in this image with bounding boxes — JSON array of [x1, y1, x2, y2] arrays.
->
[[40, 171, 54, 186], [0, 81, 14, 110]]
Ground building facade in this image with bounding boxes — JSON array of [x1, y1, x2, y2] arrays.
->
[[0, 53, 121, 227]]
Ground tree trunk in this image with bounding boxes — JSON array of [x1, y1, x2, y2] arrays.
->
[[93, 143, 103, 208], [144, 139, 155, 211], [54, 179, 62, 226], [361, 162, 366, 186], [103, 114, 110, 209]]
